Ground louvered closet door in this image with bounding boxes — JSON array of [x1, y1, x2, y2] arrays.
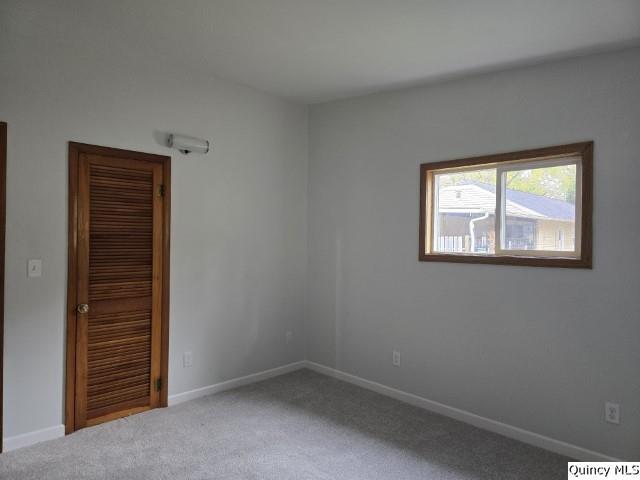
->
[[75, 154, 163, 428]]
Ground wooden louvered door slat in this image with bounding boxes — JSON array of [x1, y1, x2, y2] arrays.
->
[[74, 153, 164, 429]]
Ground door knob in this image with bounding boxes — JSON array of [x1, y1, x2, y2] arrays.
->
[[77, 304, 89, 314]]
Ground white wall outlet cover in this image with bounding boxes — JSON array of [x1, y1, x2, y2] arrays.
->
[[392, 350, 401, 367], [285, 331, 293, 344], [605, 401, 620, 424], [27, 259, 42, 278], [183, 351, 193, 368]]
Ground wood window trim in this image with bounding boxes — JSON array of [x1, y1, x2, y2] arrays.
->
[[65, 142, 171, 434], [0, 123, 6, 451], [419, 142, 593, 269]]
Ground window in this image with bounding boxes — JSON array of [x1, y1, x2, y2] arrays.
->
[[420, 142, 592, 268]]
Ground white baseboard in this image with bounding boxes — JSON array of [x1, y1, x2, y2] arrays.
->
[[3, 424, 65, 452], [168, 360, 306, 406], [305, 361, 620, 462], [2, 360, 618, 462], [3, 361, 306, 452]]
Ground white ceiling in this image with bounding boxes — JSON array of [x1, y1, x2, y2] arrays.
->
[[5, 0, 640, 103]]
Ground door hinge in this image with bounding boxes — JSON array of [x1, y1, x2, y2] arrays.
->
[[155, 377, 162, 392], [158, 184, 165, 197]]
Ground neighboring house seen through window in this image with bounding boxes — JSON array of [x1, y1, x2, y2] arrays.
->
[[420, 142, 593, 268]]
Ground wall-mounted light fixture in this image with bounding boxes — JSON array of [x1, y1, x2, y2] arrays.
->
[[167, 134, 210, 155]]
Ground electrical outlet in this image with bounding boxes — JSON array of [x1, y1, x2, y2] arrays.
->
[[183, 351, 193, 368], [392, 350, 401, 367], [285, 331, 293, 344], [605, 401, 620, 424]]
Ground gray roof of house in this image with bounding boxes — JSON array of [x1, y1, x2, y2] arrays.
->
[[438, 181, 575, 221]]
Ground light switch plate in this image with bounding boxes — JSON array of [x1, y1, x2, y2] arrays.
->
[[28, 259, 42, 278]]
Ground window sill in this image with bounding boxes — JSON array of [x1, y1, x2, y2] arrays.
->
[[419, 253, 592, 269]]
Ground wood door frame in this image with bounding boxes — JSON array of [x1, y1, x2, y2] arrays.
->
[[65, 142, 171, 434], [0, 123, 6, 451]]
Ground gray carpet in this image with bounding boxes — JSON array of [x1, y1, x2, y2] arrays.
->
[[1, 369, 569, 479]]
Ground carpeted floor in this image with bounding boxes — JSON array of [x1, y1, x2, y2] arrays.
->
[[1, 369, 569, 479]]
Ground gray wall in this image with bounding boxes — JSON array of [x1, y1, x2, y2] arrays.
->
[[1, 2, 307, 439], [2, 0, 638, 461], [308, 49, 640, 459]]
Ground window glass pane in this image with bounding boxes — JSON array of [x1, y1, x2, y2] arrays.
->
[[502, 164, 577, 252], [434, 168, 496, 254]]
